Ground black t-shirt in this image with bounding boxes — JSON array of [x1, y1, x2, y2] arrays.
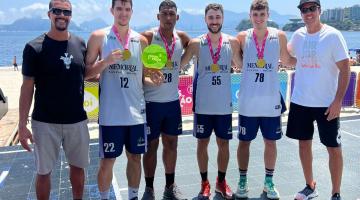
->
[[22, 33, 87, 124]]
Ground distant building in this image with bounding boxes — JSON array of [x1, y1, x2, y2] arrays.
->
[[349, 5, 360, 20], [321, 8, 345, 22]]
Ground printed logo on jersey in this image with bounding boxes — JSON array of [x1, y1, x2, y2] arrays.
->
[[109, 64, 138, 74], [130, 39, 140, 43], [107, 35, 117, 40], [268, 35, 279, 41], [205, 64, 229, 73], [246, 62, 273, 71]]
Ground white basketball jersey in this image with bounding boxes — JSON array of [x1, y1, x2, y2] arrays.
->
[[238, 27, 282, 117], [194, 33, 233, 115], [99, 27, 145, 125], [144, 28, 183, 102]]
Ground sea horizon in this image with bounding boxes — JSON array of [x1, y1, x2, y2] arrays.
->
[[1, 29, 360, 67]]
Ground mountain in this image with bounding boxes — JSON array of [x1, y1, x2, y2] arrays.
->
[[0, 17, 82, 31], [80, 18, 108, 31], [175, 9, 296, 31], [0, 10, 298, 32]]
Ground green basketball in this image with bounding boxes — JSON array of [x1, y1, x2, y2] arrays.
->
[[141, 44, 167, 69]]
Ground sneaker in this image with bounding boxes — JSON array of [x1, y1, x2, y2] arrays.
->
[[235, 177, 249, 199], [215, 178, 234, 200], [331, 193, 341, 200], [141, 187, 155, 200], [294, 183, 318, 200], [198, 180, 211, 200], [163, 183, 187, 200], [263, 177, 280, 199]]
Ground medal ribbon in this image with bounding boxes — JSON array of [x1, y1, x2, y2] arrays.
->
[[206, 34, 222, 64], [253, 29, 268, 59], [112, 25, 131, 50], [159, 29, 176, 61]]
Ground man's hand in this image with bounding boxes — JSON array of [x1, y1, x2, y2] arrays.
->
[[146, 68, 164, 86], [325, 100, 342, 121], [103, 49, 123, 66], [18, 125, 34, 152]]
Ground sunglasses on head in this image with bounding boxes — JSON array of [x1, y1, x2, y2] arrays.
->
[[49, 8, 72, 16], [300, 5, 319, 14]]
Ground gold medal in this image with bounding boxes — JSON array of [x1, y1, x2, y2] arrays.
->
[[166, 60, 173, 69], [122, 49, 132, 60], [211, 64, 220, 73], [256, 58, 266, 68]]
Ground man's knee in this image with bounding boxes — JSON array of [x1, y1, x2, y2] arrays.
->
[[127, 153, 141, 164], [162, 135, 178, 150], [99, 158, 116, 171]]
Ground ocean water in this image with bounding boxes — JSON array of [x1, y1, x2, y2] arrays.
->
[[0, 30, 359, 66]]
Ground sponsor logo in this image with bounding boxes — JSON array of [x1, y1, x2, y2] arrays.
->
[[275, 105, 281, 110], [336, 132, 342, 145], [178, 123, 183, 130], [196, 125, 205, 134], [130, 39, 140, 43], [205, 64, 229, 72], [137, 137, 146, 147], [269, 36, 278, 41], [246, 63, 273, 70], [109, 64, 137, 72], [108, 35, 117, 40]]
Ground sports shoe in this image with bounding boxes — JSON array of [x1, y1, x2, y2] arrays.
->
[[215, 177, 234, 199], [163, 183, 187, 200], [294, 183, 318, 200], [235, 176, 249, 198], [141, 187, 155, 200], [263, 177, 280, 199], [330, 193, 341, 200], [198, 180, 211, 200]]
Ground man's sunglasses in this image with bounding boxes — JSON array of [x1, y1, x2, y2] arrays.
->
[[300, 5, 319, 14], [49, 8, 72, 16]]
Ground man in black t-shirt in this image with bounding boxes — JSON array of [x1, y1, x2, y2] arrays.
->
[[18, 0, 89, 199]]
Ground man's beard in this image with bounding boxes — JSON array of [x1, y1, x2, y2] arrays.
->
[[55, 18, 69, 31], [207, 24, 222, 34]]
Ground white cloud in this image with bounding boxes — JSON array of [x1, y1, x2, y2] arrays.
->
[[71, 0, 111, 23], [20, 3, 48, 13]]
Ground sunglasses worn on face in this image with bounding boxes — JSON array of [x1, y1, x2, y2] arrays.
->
[[50, 8, 72, 16], [300, 5, 319, 14]]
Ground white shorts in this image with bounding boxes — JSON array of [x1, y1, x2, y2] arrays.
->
[[31, 119, 90, 175]]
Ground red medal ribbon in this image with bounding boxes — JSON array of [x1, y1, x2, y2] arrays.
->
[[159, 29, 176, 61], [206, 34, 223, 64], [112, 25, 131, 50], [253, 29, 268, 59]]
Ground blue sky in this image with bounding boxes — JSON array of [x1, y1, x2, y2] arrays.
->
[[0, 0, 359, 25]]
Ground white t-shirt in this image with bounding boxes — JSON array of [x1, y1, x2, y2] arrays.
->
[[288, 25, 349, 107]]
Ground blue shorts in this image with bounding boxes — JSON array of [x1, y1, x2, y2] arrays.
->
[[238, 115, 282, 141], [193, 114, 233, 140], [99, 124, 147, 158], [146, 100, 182, 141]]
